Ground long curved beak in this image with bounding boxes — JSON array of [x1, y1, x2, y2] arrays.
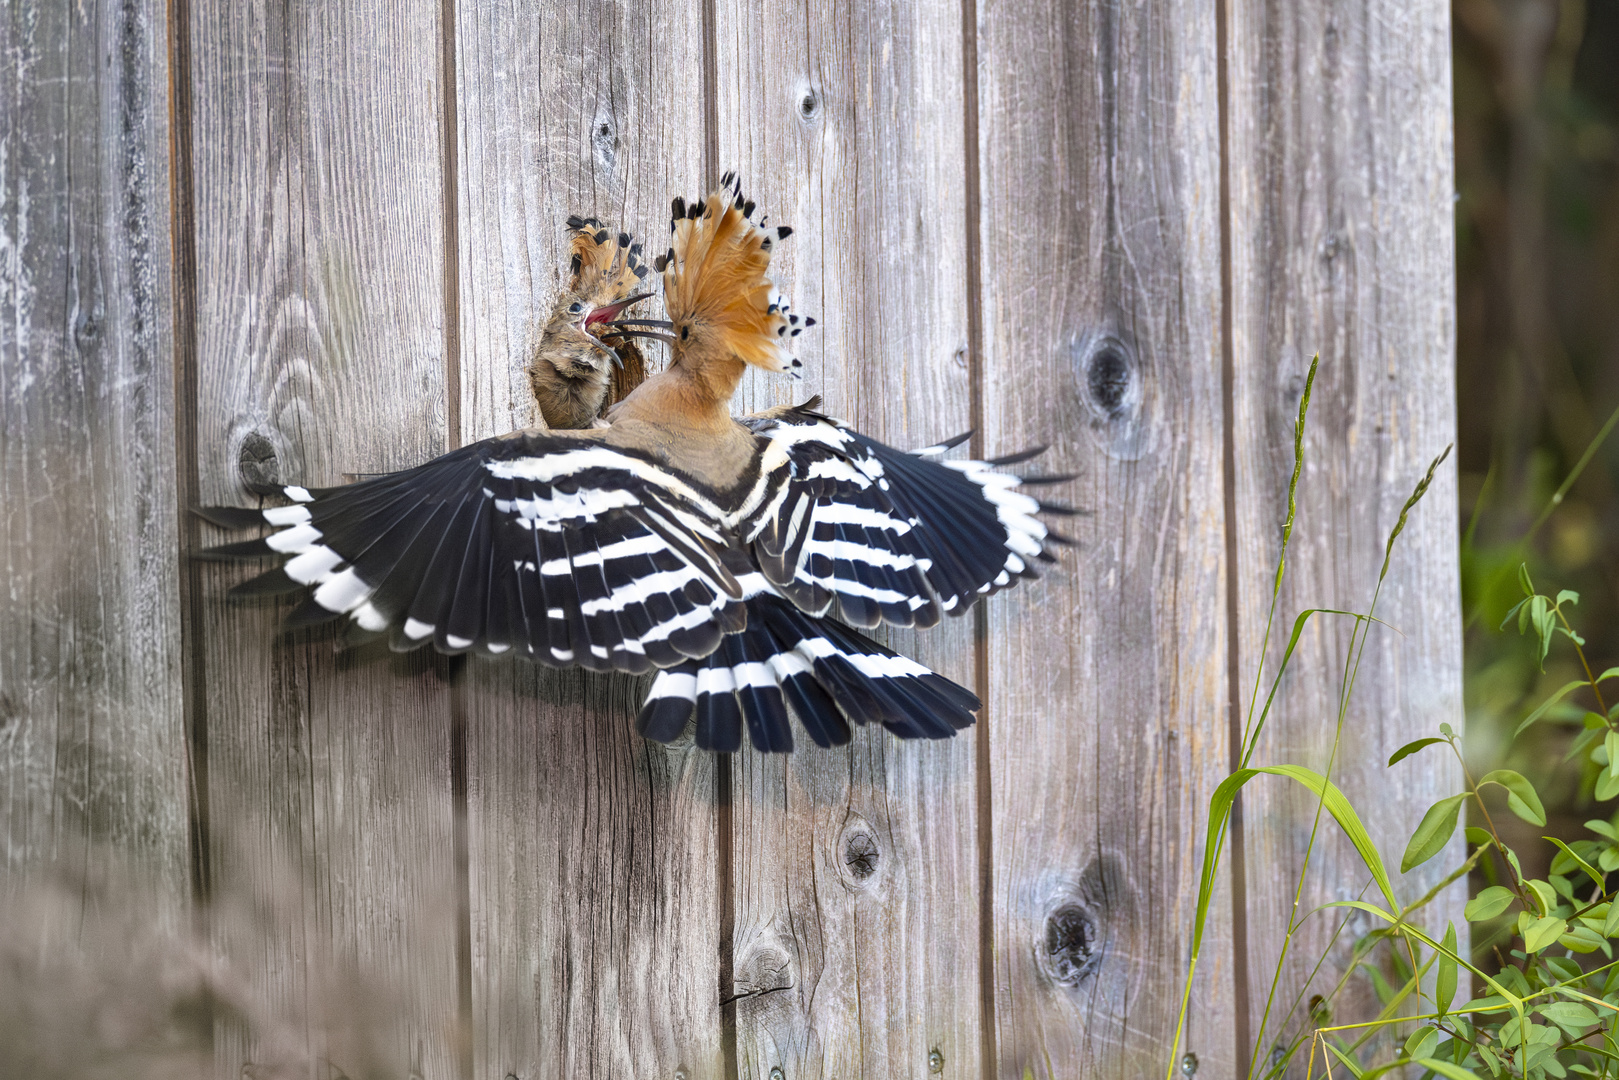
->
[[589, 338, 625, 369], [601, 327, 677, 348]]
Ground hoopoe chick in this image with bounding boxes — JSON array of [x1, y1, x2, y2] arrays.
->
[[526, 217, 654, 429], [200, 174, 1072, 754]]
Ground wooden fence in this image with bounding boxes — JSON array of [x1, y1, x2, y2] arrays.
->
[[1, 0, 1461, 1076]]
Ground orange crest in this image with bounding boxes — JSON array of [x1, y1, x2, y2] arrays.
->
[[652, 174, 811, 373]]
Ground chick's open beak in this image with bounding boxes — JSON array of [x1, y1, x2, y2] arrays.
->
[[584, 292, 652, 329]]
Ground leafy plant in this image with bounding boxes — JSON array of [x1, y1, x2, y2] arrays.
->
[[1169, 356, 1619, 1078]]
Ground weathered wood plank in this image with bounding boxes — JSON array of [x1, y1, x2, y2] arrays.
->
[[452, 2, 719, 1075], [1226, 0, 1463, 1065], [188, 1, 462, 1074], [712, 1, 984, 1075], [0, 0, 186, 909], [976, 0, 1237, 1075]]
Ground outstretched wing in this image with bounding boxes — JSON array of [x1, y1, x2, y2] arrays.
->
[[739, 402, 1072, 630], [197, 433, 745, 675]]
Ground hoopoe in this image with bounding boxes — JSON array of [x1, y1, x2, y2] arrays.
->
[[525, 216, 653, 429], [199, 176, 1072, 752]]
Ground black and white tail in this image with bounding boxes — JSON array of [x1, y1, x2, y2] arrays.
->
[[635, 592, 979, 753]]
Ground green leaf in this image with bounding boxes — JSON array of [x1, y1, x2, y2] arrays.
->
[[1558, 924, 1606, 953], [1404, 1027, 1439, 1061], [1586, 818, 1619, 841], [1527, 878, 1558, 915], [1403, 794, 1468, 872], [1604, 901, 1619, 938], [1524, 915, 1568, 953], [1416, 1060, 1483, 1080], [1516, 680, 1592, 735], [1545, 837, 1605, 890], [1437, 923, 1458, 1016], [1538, 1001, 1599, 1034], [1598, 767, 1619, 802], [1597, 666, 1619, 685], [1479, 769, 1547, 826], [1519, 563, 1536, 598], [1388, 737, 1447, 767], [1557, 589, 1581, 608], [1606, 730, 1619, 774], [1465, 885, 1516, 921]]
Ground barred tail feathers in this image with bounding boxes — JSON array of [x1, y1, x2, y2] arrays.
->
[[636, 592, 979, 753], [652, 174, 811, 373]]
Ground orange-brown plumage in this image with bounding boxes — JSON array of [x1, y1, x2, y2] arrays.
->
[[606, 175, 809, 445]]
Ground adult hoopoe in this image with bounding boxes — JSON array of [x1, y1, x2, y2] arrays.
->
[[198, 176, 1072, 752]]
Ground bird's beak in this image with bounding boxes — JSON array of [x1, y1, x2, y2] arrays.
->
[[589, 338, 625, 369], [584, 292, 653, 329]]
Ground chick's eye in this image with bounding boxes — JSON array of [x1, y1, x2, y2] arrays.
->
[[568, 301, 583, 314]]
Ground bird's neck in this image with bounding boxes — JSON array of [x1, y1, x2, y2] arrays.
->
[[617, 348, 745, 431]]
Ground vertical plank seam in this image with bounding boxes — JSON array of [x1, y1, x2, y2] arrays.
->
[[700, 0, 719, 190], [959, 0, 997, 1074], [700, 0, 736, 1075], [441, 0, 462, 452], [165, 0, 210, 920], [438, 4, 473, 1079], [1216, 0, 1254, 1068]]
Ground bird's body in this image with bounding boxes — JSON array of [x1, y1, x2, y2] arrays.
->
[[200, 177, 1071, 752]]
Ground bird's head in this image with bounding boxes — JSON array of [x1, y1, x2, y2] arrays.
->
[[535, 217, 655, 378], [652, 173, 810, 374]]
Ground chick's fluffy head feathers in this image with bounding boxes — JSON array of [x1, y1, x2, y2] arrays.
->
[[566, 215, 651, 306], [652, 174, 811, 373]]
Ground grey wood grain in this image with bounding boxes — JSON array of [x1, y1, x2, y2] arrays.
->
[[187, 0, 462, 1074], [975, 0, 1240, 1075], [1226, 0, 1463, 1066], [452, 1, 720, 1075], [712, 1, 984, 1075], [0, 0, 187, 913]]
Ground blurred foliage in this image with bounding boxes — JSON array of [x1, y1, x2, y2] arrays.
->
[[1457, 0, 1619, 923]]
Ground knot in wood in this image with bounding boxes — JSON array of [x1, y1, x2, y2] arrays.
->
[[592, 109, 618, 170], [1084, 339, 1132, 417], [237, 430, 281, 489], [74, 308, 102, 349], [837, 815, 881, 887], [1041, 902, 1099, 986], [844, 830, 879, 880], [797, 86, 821, 123]]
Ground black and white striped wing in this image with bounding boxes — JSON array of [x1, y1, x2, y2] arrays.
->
[[197, 434, 744, 675], [740, 406, 1069, 630]]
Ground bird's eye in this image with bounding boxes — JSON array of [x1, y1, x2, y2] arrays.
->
[[568, 301, 584, 314]]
